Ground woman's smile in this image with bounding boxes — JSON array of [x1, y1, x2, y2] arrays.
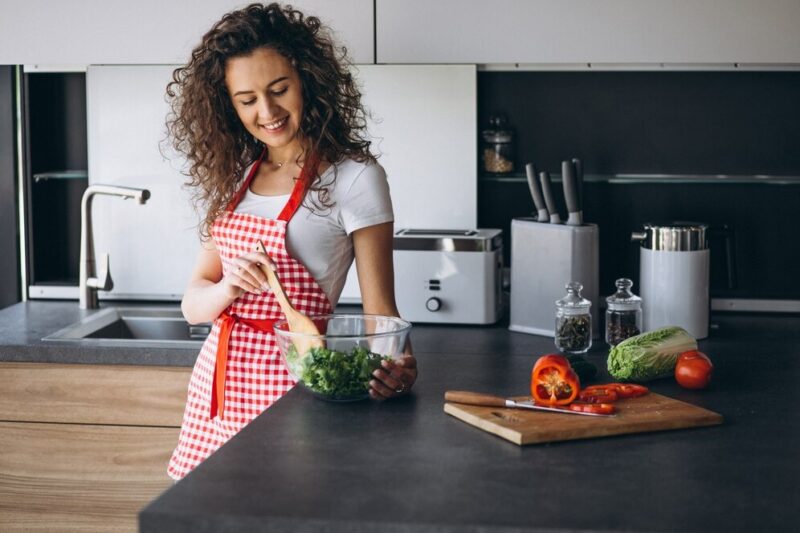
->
[[260, 116, 288, 132]]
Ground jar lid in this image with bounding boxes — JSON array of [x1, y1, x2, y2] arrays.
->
[[606, 278, 641, 310], [482, 114, 514, 143], [482, 130, 513, 143], [556, 281, 591, 310]]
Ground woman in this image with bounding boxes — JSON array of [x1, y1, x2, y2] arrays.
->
[[165, 2, 417, 481]]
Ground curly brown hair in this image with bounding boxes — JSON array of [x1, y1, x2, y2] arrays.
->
[[166, 2, 375, 238]]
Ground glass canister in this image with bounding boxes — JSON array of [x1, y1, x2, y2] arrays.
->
[[555, 282, 592, 354], [605, 278, 642, 346], [481, 114, 515, 174]]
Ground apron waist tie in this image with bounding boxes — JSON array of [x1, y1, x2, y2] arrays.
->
[[212, 310, 276, 419]]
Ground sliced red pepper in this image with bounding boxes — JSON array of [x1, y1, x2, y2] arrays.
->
[[530, 354, 580, 406], [578, 387, 619, 403], [583, 383, 649, 399], [568, 402, 616, 415]]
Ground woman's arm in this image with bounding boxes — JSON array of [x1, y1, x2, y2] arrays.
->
[[352, 222, 417, 399], [352, 221, 400, 318], [181, 239, 275, 325]]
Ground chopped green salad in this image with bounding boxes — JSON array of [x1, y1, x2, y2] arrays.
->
[[285, 344, 390, 399]]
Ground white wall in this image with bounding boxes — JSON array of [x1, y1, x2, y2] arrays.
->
[[0, 0, 374, 65], [377, 0, 800, 65]]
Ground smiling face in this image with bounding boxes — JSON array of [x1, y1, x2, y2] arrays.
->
[[224, 47, 305, 156]]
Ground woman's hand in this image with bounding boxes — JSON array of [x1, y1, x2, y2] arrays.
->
[[369, 355, 418, 401], [219, 252, 276, 299]]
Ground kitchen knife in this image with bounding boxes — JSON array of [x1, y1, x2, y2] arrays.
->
[[562, 160, 583, 226], [525, 162, 550, 222], [538, 171, 562, 224], [571, 157, 583, 210], [444, 390, 615, 417]]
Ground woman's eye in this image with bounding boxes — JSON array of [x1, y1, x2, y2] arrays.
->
[[241, 99, 256, 106], [272, 87, 288, 96]]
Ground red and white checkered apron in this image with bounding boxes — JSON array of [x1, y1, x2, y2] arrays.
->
[[168, 150, 332, 480]]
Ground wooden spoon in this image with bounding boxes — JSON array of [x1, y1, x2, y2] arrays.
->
[[254, 240, 323, 357]]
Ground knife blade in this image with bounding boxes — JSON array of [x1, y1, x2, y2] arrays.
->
[[538, 171, 562, 224], [444, 390, 615, 417], [524, 162, 550, 222], [562, 160, 583, 226]]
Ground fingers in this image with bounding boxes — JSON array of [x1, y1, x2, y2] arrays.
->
[[369, 359, 416, 400], [228, 253, 276, 294]]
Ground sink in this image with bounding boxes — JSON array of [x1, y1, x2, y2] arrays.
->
[[43, 307, 209, 349]]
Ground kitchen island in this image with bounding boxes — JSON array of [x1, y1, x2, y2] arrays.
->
[[138, 311, 800, 533]]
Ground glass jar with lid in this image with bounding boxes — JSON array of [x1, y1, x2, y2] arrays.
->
[[555, 281, 592, 354], [481, 114, 515, 174], [605, 278, 642, 346]]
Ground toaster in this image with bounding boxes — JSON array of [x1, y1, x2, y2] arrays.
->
[[393, 229, 504, 324]]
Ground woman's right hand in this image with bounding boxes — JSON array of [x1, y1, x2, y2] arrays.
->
[[219, 252, 276, 299]]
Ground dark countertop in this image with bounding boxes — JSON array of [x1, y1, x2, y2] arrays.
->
[[137, 311, 800, 533], [0, 301, 200, 366]]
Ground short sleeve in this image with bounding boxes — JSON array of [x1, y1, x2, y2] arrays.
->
[[338, 162, 394, 235]]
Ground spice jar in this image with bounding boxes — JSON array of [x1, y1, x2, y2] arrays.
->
[[481, 114, 515, 174], [605, 278, 642, 346], [555, 281, 592, 354]]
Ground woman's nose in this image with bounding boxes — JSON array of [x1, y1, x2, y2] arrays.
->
[[257, 97, 279, 120]]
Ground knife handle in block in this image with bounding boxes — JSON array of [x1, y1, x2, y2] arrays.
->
[[444, 391, 507, 407]]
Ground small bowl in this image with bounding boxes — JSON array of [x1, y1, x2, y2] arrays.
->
[[274, 314, 412, 402]]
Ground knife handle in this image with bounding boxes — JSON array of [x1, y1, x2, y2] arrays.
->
[[538, 171, 562, 224], [571, 157, 583, 207], [445, 391, 507, 407], [524, 163, 549, 222], [562, 160, 581, 226]]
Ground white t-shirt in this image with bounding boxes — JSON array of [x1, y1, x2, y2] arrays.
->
[[234, 158, 393, 306]]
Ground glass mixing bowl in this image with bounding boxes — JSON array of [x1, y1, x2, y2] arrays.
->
[[274, 313, 412, 402]]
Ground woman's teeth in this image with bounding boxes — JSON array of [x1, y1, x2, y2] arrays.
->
[[262, 117, 288, 130]]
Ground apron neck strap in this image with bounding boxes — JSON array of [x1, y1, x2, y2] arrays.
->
[[227, 147, 268, 212], [276, 151, 320, 222]]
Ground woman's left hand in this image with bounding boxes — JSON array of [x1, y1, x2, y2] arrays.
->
[[369, 355, 417, 400]]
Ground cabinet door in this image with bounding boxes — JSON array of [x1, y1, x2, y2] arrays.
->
[[0, 0, 374, 65], [377, 0, 800, 65], [0, 422, 178, 532], [0, 362, 191, 426]]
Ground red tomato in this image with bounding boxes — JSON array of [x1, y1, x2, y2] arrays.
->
[[675, 350, 713, 389], [568, 402, 616, 415]]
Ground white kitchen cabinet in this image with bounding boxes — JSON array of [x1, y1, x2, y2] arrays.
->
[[377, 0, 800, 65], [0, 0, 374, 66]]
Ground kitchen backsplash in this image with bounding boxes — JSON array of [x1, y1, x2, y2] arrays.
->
[[477, 71, 800, 175], [477, 71, 800, 302], [6, 68, 799, 306]]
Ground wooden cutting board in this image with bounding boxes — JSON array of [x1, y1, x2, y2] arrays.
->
[[444, 393, 723, 445]]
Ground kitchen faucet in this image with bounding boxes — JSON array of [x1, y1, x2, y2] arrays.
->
[[79, 185, 151, 309]]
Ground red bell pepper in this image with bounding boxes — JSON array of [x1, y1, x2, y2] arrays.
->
[[530, 354, 580, 405]]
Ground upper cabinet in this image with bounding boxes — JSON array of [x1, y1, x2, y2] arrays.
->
[[376, 0, 800, 66], [0, 0, 374, 66]]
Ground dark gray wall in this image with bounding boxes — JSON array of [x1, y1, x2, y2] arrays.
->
[[0, 66, 20, 308], [478, 71, 800, 300], [478, 71, 800, 175]]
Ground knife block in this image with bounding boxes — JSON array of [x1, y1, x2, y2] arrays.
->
[[509, 218, 599, 338]]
